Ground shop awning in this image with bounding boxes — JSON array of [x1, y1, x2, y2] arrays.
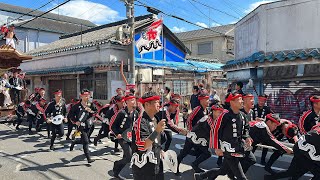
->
[[26, 66, 93, 75], [136, 58, 195, 71], [186, 60, 224, 72], [136, 58, 223, 72]]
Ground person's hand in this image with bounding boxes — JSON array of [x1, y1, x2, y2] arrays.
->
[[64, 118, 68, 123], [75, 121, 80, 126], [160, 150, 165, 159], [47, 119, 52, 124], [116, 134, 122, 139], [245, 138, 253, 147], [215, 149, 223, 156], [286, 147, 293, 154], [180, 128, 188, 136], [256, 118, 264, 122], [84, 107, 94, 113], [156, 119, 166, 133]]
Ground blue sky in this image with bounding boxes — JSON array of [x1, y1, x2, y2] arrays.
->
[[0, 0, 276, 32]]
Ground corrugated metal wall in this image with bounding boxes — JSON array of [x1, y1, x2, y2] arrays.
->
[[264, 80, 320, 124]]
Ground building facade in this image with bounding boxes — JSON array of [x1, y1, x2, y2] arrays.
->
[[20, 15, 224, 103], [20, 15, 198, 102], [224, 0, 320, 123], [0, 2, 95, 52], [175, 24, 234, 63]]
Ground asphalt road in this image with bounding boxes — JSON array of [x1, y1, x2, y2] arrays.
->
[[0, 119, 312, 180]]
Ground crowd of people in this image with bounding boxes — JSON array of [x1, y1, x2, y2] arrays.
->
[[0, 68, 26, 108], [3, 80, 320, 180]]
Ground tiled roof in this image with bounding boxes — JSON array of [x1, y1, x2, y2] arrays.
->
[[27, 15, 154, 57], [14, 18, 92, 34], [0, 2, 96, 27], [224, 48, 320, 68], [175, 24, 234, 40]]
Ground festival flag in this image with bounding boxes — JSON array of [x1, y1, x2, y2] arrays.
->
[[135, 19, 163, 54]]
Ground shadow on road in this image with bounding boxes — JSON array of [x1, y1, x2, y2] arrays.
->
[[0, 151, 72, 179]]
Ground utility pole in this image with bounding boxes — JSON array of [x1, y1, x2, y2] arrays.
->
[[122, 0, 135, 85]]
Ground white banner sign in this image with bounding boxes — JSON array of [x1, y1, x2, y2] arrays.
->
[[136, 19, 163, 54]]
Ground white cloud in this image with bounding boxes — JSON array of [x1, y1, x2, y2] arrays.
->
[[171, 26, 186, 33], [229, 20, 239, 24], [196, 22, 208, 28], [211, 23, 221, 27], [244, 0, 275, 14], [51, 0, 120, 25]]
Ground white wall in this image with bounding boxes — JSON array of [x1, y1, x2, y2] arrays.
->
[[0, 10, 63, 53], [181, 36, 233, 63], [235, 0, 320, 59]]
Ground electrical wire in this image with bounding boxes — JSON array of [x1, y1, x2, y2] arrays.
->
[[17, 0, 72, 27], [0, 0, 56, 25], [190, 0, 240, 19], [187, 0, 222, 26], [77, 0, 105, 18], [224, 0, 247, 11], [141, 0, 187, 32], [220, 0, 245, 16], [85, 0, 118, 24], [135, 0, 233, 38], [142, 0, 222, 27]]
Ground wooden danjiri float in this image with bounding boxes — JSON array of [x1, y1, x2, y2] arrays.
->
[[0, 44, 31, 119]]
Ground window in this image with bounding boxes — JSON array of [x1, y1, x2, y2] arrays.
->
[[80, 80, 93, 91], [94, 79, 108, 99], [49, 80, 76, 103], [173, 80, 187, 96], [79, 73, 108, 100], [198, 42, 213, 55], [297, 64, 304, 77]]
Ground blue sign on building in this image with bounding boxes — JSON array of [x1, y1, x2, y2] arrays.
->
[[134, 33, 186, 63]]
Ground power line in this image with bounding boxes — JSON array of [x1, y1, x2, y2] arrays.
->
[[77, 0, 104, 18], [187, 0, 222, 26], [17, 0, 72, 27], [140, 0, 212, 27], [142, 0, 186, 32], [85, 0, 118, 24], [0, 0, 56, 25], [135, 0, 233, 38], [225, 0, 247, 11], [142, 0, 222, 27], [220, 0, 245, 16], [190, 0, 240, 20]]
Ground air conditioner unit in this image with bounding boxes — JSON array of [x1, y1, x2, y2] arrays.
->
[[116, 24, 131, 41]]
